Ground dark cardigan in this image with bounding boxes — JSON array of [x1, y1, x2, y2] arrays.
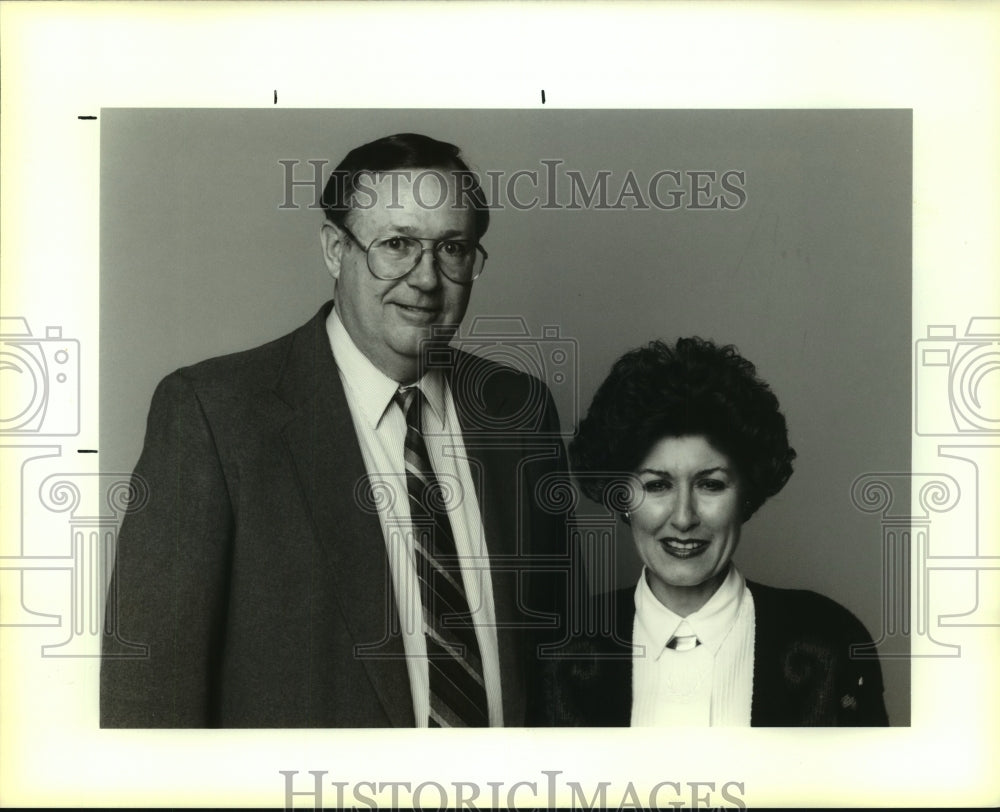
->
[[535, 580, 889, 726]]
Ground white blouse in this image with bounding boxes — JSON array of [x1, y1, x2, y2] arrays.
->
[[630, 565, 756, 726]]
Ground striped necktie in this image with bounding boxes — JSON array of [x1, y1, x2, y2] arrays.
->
[[395, 385, 489, 727]]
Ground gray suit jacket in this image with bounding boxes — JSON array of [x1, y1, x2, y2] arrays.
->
[[101, 302, 572, 727]]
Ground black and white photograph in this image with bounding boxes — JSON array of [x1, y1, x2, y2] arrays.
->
[[98, 109, 910, 733], [1, 2, 997, 809]]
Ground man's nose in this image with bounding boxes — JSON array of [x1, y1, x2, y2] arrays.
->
[[669, 489, 699, 532], [405, 247, 441, 290]]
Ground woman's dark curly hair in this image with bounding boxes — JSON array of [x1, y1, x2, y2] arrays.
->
[[570, 337, 796, 521]]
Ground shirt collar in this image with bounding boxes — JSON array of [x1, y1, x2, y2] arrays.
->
[[633, 565, 746, 660], [326, 306, 446, 430]]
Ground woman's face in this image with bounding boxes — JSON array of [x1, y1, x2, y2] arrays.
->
[[630, 434, 745, 616]]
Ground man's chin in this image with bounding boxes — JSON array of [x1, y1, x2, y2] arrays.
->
[[406, 320, 458, 346], [389, 325, 455, 358]]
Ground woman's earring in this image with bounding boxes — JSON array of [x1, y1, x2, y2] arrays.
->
[[621, 511, 631, 525]]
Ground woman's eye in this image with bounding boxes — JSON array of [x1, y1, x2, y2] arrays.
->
[[643, 479, 670, 493], [699, 479, 726, 492]]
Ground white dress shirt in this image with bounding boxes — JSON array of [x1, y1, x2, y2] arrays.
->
[[327, 309, 503, 726], [631, 565, 755, 726]]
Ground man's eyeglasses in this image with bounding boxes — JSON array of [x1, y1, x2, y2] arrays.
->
[[340, 225, 487, 285]]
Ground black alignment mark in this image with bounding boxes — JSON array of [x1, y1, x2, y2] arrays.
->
[[274, 90, 277, 104], [77, 449, 98, 454], [78, 115, 97, 120], [541, 89, 546, 104]]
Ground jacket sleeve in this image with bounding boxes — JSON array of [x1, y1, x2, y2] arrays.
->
[[837, 610, 890, 726], [100, 370, 234, 727], [750, 582, 891, 726], [802, 592, 891, 726]]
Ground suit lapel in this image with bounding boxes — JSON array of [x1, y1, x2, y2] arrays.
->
[[448, 352, 527, 724], [276, 304, 413, 727]]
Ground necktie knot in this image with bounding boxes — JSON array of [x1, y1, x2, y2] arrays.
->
[[395, 385, 421, 428]]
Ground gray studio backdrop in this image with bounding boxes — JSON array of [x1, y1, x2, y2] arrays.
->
[[101, 109, 911, 725]]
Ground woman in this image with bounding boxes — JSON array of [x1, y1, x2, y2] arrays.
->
[[543, 337, 888, 726]]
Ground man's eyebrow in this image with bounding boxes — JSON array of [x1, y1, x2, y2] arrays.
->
[[389, 225, 471, 239]]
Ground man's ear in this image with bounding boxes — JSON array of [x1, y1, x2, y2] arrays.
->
[[320, 220, 345, 281]]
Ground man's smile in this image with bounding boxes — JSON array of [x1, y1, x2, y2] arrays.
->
[[392, 301, 442, 321]]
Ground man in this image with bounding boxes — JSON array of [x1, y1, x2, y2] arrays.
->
[[101, 133, 572, 727]]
